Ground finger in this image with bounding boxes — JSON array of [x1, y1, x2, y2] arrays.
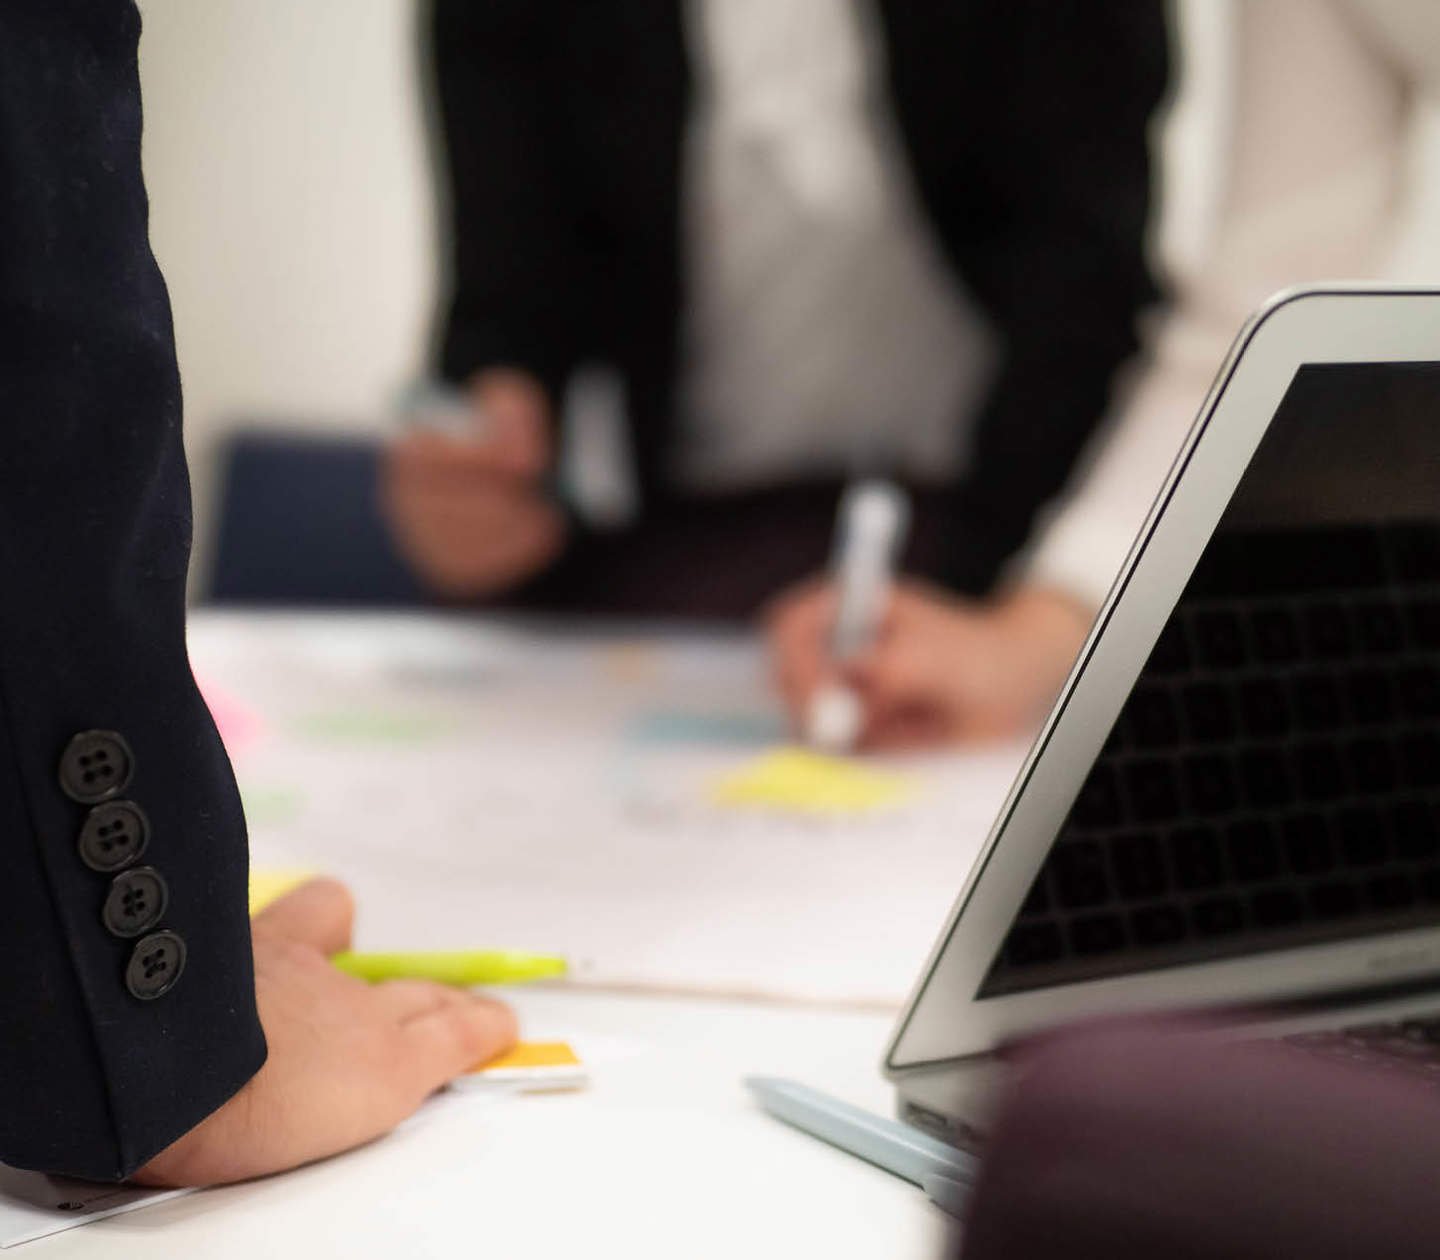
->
[[762, 579, 835, 640], [400, 995, 519, 1093], [473, 373, 552, 475], [847, 642, 926, 707], [485, 409, 550, 477], [862, 701, 952, 751], [774, 651, 830, 726], [409, 500, 563, 583], [767, 588, 838, 710], [387, 432, 533, 482], [253, 877, 355, 954], [368, 978, 472, 1024], [400, 483, 555, 537]]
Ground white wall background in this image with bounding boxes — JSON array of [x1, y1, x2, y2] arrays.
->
[[136, 0, 1232, 591]]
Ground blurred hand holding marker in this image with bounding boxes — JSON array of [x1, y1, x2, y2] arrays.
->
[[804, 480, 910, 752], [382, 371, 566, 599]]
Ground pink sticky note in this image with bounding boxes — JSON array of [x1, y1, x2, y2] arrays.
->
[[197, 678, 264, 759]]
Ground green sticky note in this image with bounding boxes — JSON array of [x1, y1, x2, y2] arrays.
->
[[239, 785, 305, 826], [293, 709, 454, 744]]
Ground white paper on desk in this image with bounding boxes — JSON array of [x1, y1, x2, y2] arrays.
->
[[0, 1166, 192, 1249], [192, 612, 1028, 1007]]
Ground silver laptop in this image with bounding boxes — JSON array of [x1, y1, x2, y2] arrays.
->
[[885, 286, 1440, 1146]]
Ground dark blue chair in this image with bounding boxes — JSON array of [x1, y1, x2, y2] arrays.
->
[[206, 429, 426, 606]]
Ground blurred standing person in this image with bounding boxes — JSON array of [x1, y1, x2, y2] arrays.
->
[[384, 1, 1169, 618], [772, 0, 1440, 748]]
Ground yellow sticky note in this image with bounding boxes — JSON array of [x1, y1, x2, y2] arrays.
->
[[465, 1041, 587, 1091], [709, 747, 913, 815], [248, 868, 318, 915]]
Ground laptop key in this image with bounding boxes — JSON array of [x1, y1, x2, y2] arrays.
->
[[1183, 754, 1239, 817], [1238, 677, 1290, 737], [1292, 673, 1346, 731], [1123, 684, 1180, 748], [1386, 523, 1440, 582], [1304, 603, 1355, 660], [1282, 812, 1335, 874], [1018, 872, 1051, 917], [1170, 826, 1225, 890], [1192, 896, 1245, 937], [1226, 818, 1280, 881], [1053, 842, 1111, 909], [1191, 607, 1248, 669], [1003, 922, 1064, 967], [1346, 668, 1395, 726], [1181, 682, 1235, 744], [1399, 663, 1440, 720], [1111, 832, 1168, 899], [1250, 886, 1305, 927], [1355, 600, 1405, 654], [1146, 621, 1192, 676], [1406, 599, 1440, 651], [1366, 872, 1415, 911], [1071, 763, 1123, 829], [1240, 748, 1294, 809], [1336, 804, 1389, 866], [1124, 760, 1183, 823], [1295, 743, 1349, 802], [1401, 731, 1440, 789], [1392, 798, 1440, 859], [1069, 914, 1127, 956], [1251, 606, 1302, 664], [1349, 736, 1399, 794], [1310, 881, 1361, 919], [1129, 904, 1187, 946]]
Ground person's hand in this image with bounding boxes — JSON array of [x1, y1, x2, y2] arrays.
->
[[767, 578, 1093, 748], [132, 878, 517, 1187], [382, 368, 567, 598]]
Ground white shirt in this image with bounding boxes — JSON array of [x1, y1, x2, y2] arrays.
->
[[1021, 0, 1440, 609], [671, 0, 995, 492]]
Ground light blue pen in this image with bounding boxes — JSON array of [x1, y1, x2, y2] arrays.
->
[[921, 1173, 971, 1220], [745, 1076, 977, 1215]]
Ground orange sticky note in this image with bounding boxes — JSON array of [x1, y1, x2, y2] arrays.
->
[[463, 1041, 587, 1092]]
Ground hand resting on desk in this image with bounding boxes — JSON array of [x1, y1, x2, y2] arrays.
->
[[133, 879, 517, 1187], [767, 579, 1091, 748]]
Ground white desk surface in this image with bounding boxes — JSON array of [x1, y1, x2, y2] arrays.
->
[[29, 611, 1008, 1257], [38, 988, 955, 1258]]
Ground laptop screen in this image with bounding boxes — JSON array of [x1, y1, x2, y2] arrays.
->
[[981, 362, 1440, 998]]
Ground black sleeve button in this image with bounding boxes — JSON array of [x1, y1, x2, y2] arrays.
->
[[77, 801, 150, 872], [125, 930, 186, 1001], [58, 731, 135, 803], [102, 867, 169, 938]]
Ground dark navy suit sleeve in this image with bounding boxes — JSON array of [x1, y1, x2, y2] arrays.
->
[[0, 1, 265, 1179], [879, 0, 1170, 595]]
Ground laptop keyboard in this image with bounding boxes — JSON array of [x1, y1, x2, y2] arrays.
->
[[984, 522, 1440, 995]]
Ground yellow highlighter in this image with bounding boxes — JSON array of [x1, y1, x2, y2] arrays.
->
[[330, 949, 567, 987]]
